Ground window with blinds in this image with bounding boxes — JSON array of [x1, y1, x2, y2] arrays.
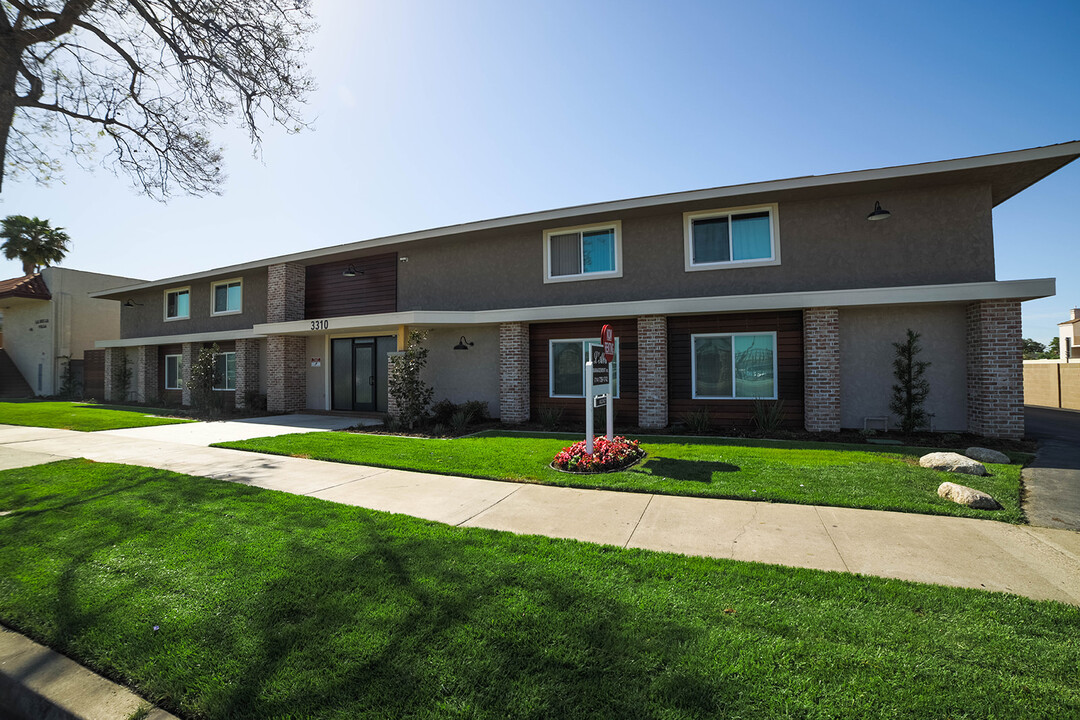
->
[[543, 222, 621, 282]]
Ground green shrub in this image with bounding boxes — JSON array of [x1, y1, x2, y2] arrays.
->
[[681, 408, 711, 434], [538, 406, 564, 431]]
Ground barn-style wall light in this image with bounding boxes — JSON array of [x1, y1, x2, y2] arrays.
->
[[454, 336, 474, 350], [342, 264, 364, 277], [867, 201, 891, 221], [123, 299, 143, 307]]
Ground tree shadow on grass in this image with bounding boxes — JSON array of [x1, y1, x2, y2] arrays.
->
[[633, 457, 740, 483]]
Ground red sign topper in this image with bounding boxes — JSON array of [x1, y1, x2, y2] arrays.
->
[[600, 324, 615, 363]]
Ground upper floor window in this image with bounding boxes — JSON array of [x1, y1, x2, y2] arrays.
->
[[684, 205, 779, 271], [543, 222, 622, 283], [164, 287, 190, 321], [211, 279, 243, 315]]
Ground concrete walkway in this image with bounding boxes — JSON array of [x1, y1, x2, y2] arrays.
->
[[1, 423, 1079, 605], [1024, 406, 1080, 532]]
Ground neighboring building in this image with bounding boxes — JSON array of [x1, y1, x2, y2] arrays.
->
[[0, 268, 143, 397], [92, 142, 1080, 439], [1058, 309, 1079, 360]]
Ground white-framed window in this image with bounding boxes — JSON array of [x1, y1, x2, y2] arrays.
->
[[684, 204, 780, 271], [213, 351, 237, 391], [164, 287, 190, 321], [691, 332, 777, 399], [211, 278, 243, 316], [543, 221, 622, 283], [549, 338, 620, 398], [164, 354, 182, 390]]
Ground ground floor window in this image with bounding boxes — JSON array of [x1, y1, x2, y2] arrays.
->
[[213, 351, 236, 391], [692, 332, 776, 399], [549, 338, 620, 398], [164, 354, 182, 390]]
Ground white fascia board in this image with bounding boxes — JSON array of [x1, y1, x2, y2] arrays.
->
[[254, 279, 1055, 335], [95, 328, 264, 349], [91, 143, 1080, 299]]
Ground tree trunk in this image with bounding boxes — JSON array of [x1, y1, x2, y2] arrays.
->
[[0, 38, 21, 195]]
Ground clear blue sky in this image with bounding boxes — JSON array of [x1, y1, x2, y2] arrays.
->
[[1, 0, 1077, 344]]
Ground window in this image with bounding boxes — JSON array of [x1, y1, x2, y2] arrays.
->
[[549, 338, 620, 398], [164, 288, 190, 320], [164, 354, 182, 390], [213, 352, 237, 391], [684, 205, 779, 270], [211, 279, 242, 315], [692, 332, 777, 399], [544, 222, 622, 283]]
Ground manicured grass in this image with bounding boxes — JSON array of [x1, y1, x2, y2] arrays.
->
[[0, 400, 190, 431], [0, 460, 1075, 719], [218, 431, 1029, 522]]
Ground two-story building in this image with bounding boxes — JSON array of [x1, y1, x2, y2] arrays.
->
[[92, 142, 1080, 439]]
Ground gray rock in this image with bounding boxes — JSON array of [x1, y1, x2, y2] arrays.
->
[[937, 481, 1003, 510], [964, 447, 1011, 464], [919, 452, 987, 476]]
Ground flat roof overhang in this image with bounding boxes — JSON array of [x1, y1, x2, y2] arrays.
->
[[247, 278, 1055, 337], [91, 142, 1080, 300]]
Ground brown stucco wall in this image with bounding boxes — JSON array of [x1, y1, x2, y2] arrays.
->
[[396, 183, 995, 313], [120, 269, 268, 339], [1026, 361, 1080, 411]]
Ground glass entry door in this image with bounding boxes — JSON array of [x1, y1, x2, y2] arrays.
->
[[331, 336, 396, 412]]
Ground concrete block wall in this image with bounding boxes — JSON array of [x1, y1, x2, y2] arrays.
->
[[637, 315, 668, 428], [498, 322, 530, 423], [966, 299, 1023, 439], [803, 307, 841, 432]]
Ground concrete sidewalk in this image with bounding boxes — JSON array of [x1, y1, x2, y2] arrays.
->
[[1, 423, 1079, 605]]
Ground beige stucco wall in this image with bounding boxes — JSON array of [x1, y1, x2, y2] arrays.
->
[[306, 334, 326, 410], [1, 268, 140, 395], [839, 304, 968, 431], [420, 325, 501, 418]]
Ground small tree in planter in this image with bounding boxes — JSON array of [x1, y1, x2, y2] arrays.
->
[[388, 330, 434, 430], [889, 329, 931, 434], [189, 344, 224, 418]]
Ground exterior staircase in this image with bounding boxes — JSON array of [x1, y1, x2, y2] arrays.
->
[[0, 349, 34, 398]]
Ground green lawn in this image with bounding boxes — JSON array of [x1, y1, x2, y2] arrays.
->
[[0, 460, 1075, 719], [0, 400, 190, 431], [218, 431, 1028, 522]]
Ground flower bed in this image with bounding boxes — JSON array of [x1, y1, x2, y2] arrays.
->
[[551, 436, 645, 474]]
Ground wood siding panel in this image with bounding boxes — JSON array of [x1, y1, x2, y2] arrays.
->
[[84, 349, 105, 401], [668, 311, 804, 429], [530, 319, 638, 425], [305, 253, 398, 319]]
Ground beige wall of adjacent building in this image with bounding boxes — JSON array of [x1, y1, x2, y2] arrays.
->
[[1025, 360, 1080, 411], [838, 303, 968, 431], [2, 268, 140, 395]]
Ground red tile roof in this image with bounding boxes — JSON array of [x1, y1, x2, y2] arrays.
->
[[0, 273, 51, 301]]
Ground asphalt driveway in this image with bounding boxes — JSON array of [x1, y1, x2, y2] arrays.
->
[[1024, 406, 1080, 531]]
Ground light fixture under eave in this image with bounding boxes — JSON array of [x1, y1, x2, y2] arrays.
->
[[867, 201, 891, 221], [454, 336, 474, 350], [342, 264, 363, 277], [123, 299, 143, 307]]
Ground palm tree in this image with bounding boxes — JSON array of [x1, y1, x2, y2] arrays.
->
[[0, 216, 71, 275]]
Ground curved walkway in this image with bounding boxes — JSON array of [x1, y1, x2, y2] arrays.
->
[[0, 420, 1078, 605]]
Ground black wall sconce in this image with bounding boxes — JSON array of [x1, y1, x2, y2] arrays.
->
[[867, 201, 891, 221], [123, 299, 143, 307], [454, 336, 474, 350], [342, 263, 364, 277]]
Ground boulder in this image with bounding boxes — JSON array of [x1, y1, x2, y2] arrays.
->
[[919, 452, 987, 476], [937, 481, 1003, 510], [964, 447, 1010, 464]]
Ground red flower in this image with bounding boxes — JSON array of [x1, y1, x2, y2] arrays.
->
[[552, 436, 644, 473]]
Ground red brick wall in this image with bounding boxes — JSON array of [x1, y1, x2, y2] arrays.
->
[[966, 299, 1023, 439], [267, 263, 305, 323], [267, 335, 306, 413], [803, 307, 840, 432]]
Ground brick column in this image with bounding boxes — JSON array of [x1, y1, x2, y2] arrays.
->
[[181, 343, 197, 406], [267, 336, 306, 413], [499, 322, 530, 423], [103, 347, 127, 402], [386, 352, 403, 417], [803, 307, 841, 432], [133, 345, 158, 403], [235, 338, 260, 409], [267, 263, 305, 323], [637, 315, 668, 429], [966, 299, 1023, 439]]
